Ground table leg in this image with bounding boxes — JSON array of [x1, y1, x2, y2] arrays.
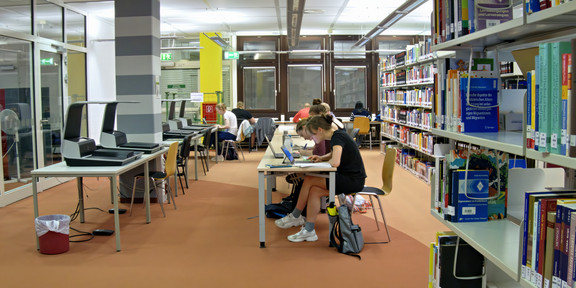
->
[[258, 171, 266, 248], [32, 176, 39, 250], [144, 162, 151, 224], [111, 176, 121, 252], [194, 140, 198, 180], [77, 177, 85, 223]]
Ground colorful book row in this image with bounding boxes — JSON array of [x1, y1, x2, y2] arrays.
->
[[525, 39, 576, 157], [521, 190, 576, 288], [380, 64, 436, 87], [382, 106, 433, 130]]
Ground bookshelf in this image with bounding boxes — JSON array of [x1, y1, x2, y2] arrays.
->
[[430, 1, 576, 287], [379, 44, 448, 183]]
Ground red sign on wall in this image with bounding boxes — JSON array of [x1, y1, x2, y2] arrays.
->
[[202, 103, 217, 124]]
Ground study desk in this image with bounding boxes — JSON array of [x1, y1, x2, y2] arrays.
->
[[256, 136, 336, 248], [31, 147, 168, 252], [163, 129, 206, 190]]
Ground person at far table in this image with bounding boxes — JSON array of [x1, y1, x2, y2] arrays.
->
[[232, 101, 256, 151], [275, 114, 366, 243], [292, 103, 310, 123], [210, 103, 238, 160], [350, 101, 371, 147]]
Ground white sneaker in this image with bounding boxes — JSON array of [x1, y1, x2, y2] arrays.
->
[[287, 227, 318, 242], [274, 213, 305, 229]]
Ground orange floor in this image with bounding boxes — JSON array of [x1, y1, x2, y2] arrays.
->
[[0, 148, 447, 288]]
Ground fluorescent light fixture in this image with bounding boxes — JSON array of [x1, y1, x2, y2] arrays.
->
[[353, 0, 429, 47], [202, 33, 231, 49], [161, 47, 203, 50], [287, 0, 306, 48]]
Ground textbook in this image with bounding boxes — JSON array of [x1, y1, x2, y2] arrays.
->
[[549, 42, 571, 155], [459, 77, 499, 132], [449, 170, 489, 222], [447, 147, 508, 220]]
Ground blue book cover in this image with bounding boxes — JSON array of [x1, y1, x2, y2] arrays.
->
[[451, 170, 489, 222], [459, 77, 499, 132]]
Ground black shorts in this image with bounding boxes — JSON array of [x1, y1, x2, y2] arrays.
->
[[325, 173, 365, 195]]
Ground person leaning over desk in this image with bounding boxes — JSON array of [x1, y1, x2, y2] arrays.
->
[[275, 114, 367, 242]]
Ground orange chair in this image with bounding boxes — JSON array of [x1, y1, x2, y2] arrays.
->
[[353, 116, 372, 149]]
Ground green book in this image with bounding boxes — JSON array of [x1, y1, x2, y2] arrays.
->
[[549, 42, 572, 154], [539, 43, 552, 152]]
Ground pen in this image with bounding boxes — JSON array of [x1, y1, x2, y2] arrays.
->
[[303, 143, 308, 150]]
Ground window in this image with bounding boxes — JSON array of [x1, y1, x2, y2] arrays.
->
[[66, 9, 85, 47], [243, 67, 276, 110], [36, 0, 63, 42], [0, 0, 32, 34], [288, 39, 323, 60], [334, 66, 366, 110], [333, 40, 365, 59], [241, 40, 276, 61], [287, 65, 322, 112]]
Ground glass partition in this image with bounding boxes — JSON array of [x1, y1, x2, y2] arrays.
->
[[0, 0, 32, 35], [66, 9, 85, 47], [36, 0, 63, 42]]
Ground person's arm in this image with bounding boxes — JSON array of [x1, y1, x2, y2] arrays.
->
[[249, 117, 256, 125], [309, 151, 332, 163], [218, 114, 231, 129], [293, 111, 301, 123], [328, 145, 342, 167]]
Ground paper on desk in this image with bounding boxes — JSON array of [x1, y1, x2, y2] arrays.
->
[[293, 162, 332, 168]]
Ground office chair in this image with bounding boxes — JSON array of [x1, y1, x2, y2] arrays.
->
[[176, 134, 193, 192], [222, 120, 249, 161], [350, 147, 396, 242], [130, 141, 179, 217], [353, 116, 372, 149]]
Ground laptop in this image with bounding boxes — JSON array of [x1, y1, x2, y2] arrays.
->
[[265, 136, 285, 158], [280, 145, 310, 165]]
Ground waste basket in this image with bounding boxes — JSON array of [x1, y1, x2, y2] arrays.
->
[[35, 214, 70, 254]]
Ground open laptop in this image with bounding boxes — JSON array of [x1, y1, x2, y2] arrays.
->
[[265, 135, 285, 158], [280, 145, 310, 164]]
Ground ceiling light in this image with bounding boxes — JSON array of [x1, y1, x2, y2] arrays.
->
[[353, 0, 429, 47], [202, 33, 231, 49], [287, 0, 306, 48]]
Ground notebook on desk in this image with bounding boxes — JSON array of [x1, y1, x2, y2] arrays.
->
[[280, 145, 320, 166]]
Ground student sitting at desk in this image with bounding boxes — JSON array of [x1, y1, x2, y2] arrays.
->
[[275, 114, 366, 242], [210, 103, 238, 159]]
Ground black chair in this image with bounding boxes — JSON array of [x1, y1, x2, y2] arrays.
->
[[190, 128, 212, 175], [176, 134, 193, 192]]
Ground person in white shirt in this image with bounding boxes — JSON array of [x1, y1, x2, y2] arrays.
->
[[210, 103, 238, 158]]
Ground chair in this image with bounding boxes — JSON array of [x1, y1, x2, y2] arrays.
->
[[222, 120, 249, 161], [190, 128, 212, 175], [349, 127, 360, 140], [353, 116, 372, 149], [350, 147, 396, 242], [130, 141, 179, 217], [176, 134, 193, 192]]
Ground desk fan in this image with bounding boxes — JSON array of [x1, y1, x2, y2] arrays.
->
[[0, 109, 21, 182]]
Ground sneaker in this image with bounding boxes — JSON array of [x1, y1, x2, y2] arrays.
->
[[274, 213, 305, 229], [250, 147, 258, 152], [287, 227, 318, 242]]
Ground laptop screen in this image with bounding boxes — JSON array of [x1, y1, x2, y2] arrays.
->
[[280, 145, 295, 164]]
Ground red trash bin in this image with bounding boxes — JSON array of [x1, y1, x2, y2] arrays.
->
[[35, 214, 70, 254]]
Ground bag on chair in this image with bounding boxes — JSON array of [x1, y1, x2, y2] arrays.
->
[[328, 203, 364, 259]]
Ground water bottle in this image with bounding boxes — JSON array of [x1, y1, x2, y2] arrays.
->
[[283, 131, 292, 153]]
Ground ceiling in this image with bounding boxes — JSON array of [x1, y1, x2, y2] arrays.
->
[[64, 0, 433, 38]]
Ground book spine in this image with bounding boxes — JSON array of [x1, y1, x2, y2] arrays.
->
[[527, 71, 533, 149], [553, 204, 564, 288], [567, 211, 576, 287], [540, 43, 551, 152], [546, 212, 558, 288], [569, 39, 576, 157], [562, 53, 571, 156], [550, 42, 571, 155]]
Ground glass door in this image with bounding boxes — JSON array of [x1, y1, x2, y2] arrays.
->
[[38, 48, 63, 168]]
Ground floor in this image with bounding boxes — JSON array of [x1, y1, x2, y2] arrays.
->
[[0, 147, 447, 288]]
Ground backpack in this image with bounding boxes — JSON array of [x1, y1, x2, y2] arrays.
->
[[328, 203, 364, 259], [264, 178, 306, 219], [223, 145, 238, 160]]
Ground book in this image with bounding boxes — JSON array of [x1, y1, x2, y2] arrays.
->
[[449, 169, 489, 222], [535, 56, 541, 150], [549, 42, 571, 155], [562, 53, 571, 156], [459, 77, 499, 132], [522, 191, 576, 283], [540, 43, 552, 152], [545, 211, 558, 288], [474, 0, 513, 31], [569, 39, 576, 157], [527, 70, 534, 149], [447, 148, 508, 220], [552, 201, 576, 288]]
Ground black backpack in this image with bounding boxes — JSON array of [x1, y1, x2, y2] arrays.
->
[[265, 176, 306, 218]]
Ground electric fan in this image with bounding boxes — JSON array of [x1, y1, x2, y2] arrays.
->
[[0, 109, 21, 182]]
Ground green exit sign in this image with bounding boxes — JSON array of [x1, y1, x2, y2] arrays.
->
[[161, 53, 172, 61], [167, 84, 185, 89], [224, 51, 239, 60], [40, 58, 54, 65]]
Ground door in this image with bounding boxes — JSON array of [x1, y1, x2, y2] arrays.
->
[[0, 44, 65, 206]]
